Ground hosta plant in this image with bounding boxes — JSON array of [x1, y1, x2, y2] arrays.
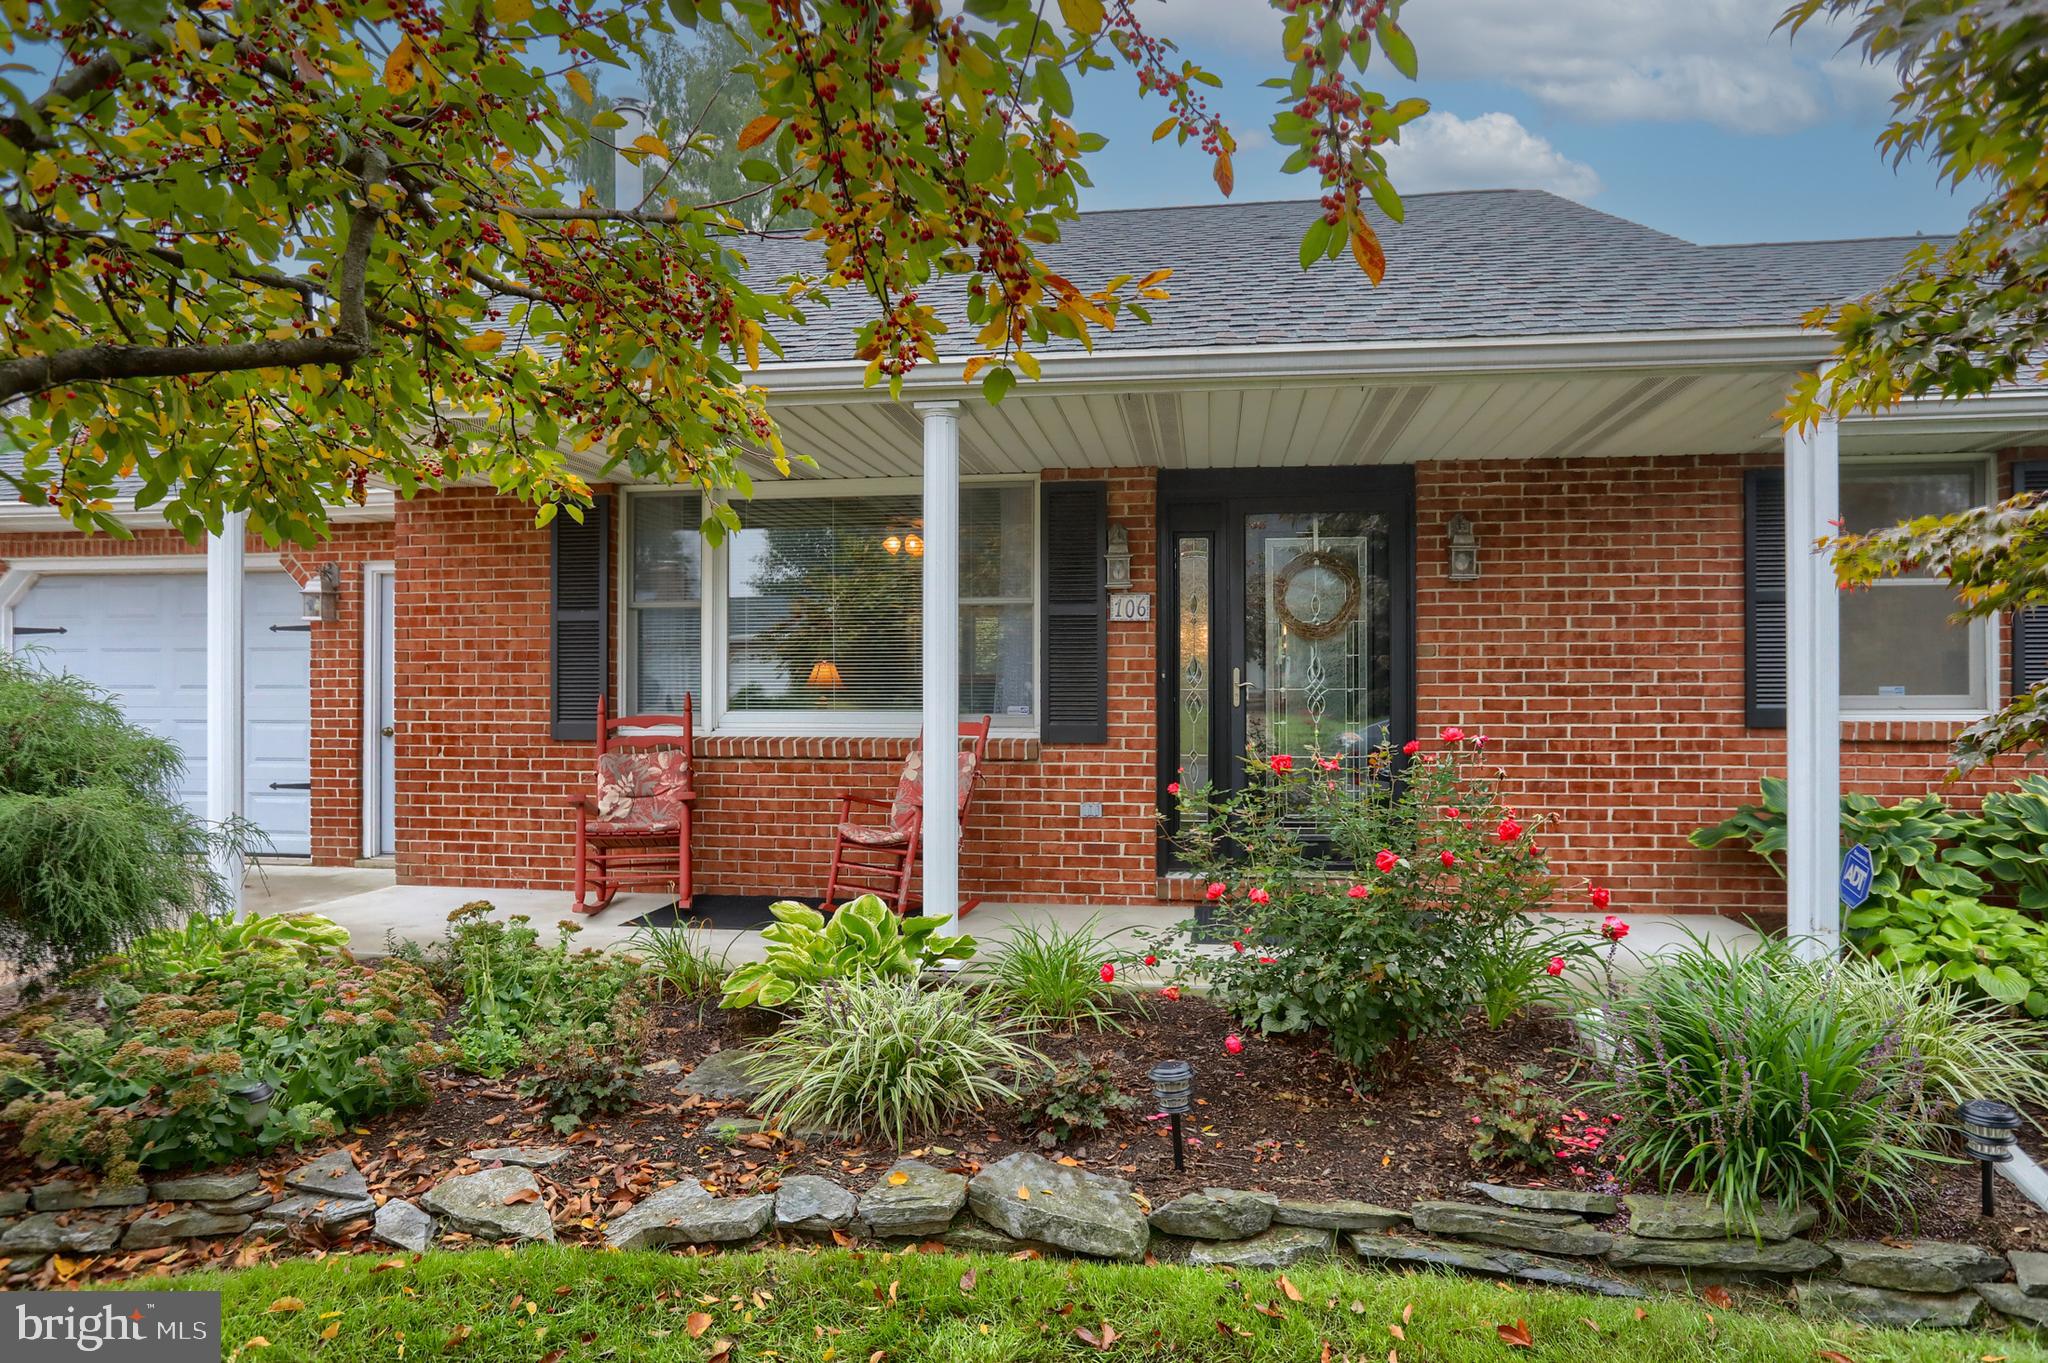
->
[[747, 976, 1036, 1148], [1847, 889, 2048, 1017], [718, 894, 976, 1010]]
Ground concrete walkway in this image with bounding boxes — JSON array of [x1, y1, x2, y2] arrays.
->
[[248, 864, 1764, 974]]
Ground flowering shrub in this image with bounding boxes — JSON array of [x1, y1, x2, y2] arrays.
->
[[1462, 1064, 1568, 1171], [0, 951, 448, 1180], [1159, 731, 1586, 1072], [1579, 934, 1941, 1229]]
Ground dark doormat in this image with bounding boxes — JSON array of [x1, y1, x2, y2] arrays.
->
[[622, 895, 800, 931]]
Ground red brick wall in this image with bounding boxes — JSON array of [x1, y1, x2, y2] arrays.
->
[[1413, 452, 2032, 923], [0, 520, 393, 866], [388, 473, 1163, 903]]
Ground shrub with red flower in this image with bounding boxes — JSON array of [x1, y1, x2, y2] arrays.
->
[[1588, 885, 1611, 910], [1439, 725, 1466, 743], [1600, 914, 1629, 942], [1401, 739, 1420, 756], [1151, 730, 1573, 1072]]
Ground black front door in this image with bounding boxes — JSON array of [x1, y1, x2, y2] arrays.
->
[[1159, 469, 1414, 833]]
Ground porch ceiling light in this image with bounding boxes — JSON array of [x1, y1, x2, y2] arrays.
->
[[883, 534, 903, 555], [299, 563, 340, 623], [904, 533, 924, 559], [1959, 1097, 2023, 1217], [807, 659, 844, 689], [1446, 514, 1480, 582]]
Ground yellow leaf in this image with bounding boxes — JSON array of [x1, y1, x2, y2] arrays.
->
[[738, 114, 782, 151], [497, 210, 526, 258], [1350, 223, 1387, 286], [1152, 116, 1178, 143], [268, 1298, 305, 1315], [320, 1323, 340, 1341], [1138, 268, 1173, 290], [1058, 0, 1106, 35], [463, 330, 506, 353], [1013, 351, 1041, 381], [1213, 148, 1234, 197], [244, 1338, 272, 1351], [887, 1171, 910, 1187], [685, 1312, 714, 1339], [493, 0, 533, 21], [26, 157, 56, 196], [383, 37, 415, 95], [741, 319, 761, 370], [564, 68, 594, 106], [1015, 1186, 1031, 1201], [631, 133, 669, 158], [174, 17, 200, 55], [961, 356, 991, 384]]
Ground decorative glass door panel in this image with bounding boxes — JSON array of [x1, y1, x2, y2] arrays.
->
[[1243, 512, 1391, 793], [1158, 471, 1412, 856]]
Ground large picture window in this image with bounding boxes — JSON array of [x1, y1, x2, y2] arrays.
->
[[625, 482, 1037, 731]]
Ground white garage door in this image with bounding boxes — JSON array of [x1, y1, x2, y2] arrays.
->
[[11, 571, 312, 856]]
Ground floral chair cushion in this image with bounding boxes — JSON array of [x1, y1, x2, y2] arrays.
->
[[837, 747, 979, 846], [593, 748, 691, 833]]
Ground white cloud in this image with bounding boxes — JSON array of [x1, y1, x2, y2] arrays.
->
[[1133, 0, 1878, 135], [1379, 111, 1603, 199]]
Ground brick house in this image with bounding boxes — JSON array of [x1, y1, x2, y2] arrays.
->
[[6, 190, 2047, 932]]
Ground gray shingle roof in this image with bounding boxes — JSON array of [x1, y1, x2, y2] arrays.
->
[[738, 189, 1938, 365]]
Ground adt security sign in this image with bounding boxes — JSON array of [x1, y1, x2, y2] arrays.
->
[[1840, 844, 1876, 910]]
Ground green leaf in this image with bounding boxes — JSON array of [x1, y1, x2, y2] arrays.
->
[[1377, 21, 1418, 79]]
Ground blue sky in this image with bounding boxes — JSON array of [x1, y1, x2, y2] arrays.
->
[[1067, 0, 1965, 245]]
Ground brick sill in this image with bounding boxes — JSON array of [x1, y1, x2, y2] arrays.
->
[[1842, 716, 1986, 745]]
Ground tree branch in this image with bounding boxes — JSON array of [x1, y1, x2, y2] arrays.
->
[[0, 335, 370, 405], [337, 147, 389, 347]]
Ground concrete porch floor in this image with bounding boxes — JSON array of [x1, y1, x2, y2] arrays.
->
[[246, 864, 1765, 973]]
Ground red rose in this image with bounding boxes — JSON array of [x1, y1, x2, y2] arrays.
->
[[1232, 939, 1247, 954], [1166, 782, 1180, 796], [1248, 887, 1270, 904], [1223, 1034, 1245, 1056], [1347, 884, 1369, 899], [1270, 754, 1294, 773], [1601, 914, 1629, 942], [1204, 881, 1227, 901], [1144, 954, 1158, 967], [1160, 986, 1181, 1002], [1497, 817, 1523, 842], [1545, 956, 1565, 977], [1317, 756, 1339, 772], [1099, 962, 1116, 983], [1257, 955, 1277, 964], [1439, 850, 1456, 868], [1401, 739, 1420, 756], [1439, 725, 1465, 743], [1374, 849, 1397, 873], [1589, 886, 1611, 910]]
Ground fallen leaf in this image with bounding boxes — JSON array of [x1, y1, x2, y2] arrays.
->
[[1319, 1341, 1332, 1363], [503, 1188, 540, 1205], [707, 1342, 732, 1363], [1702, 1285, 1735, 1310], [1496, 1319, 1534, 1348], [1016, 1186, 1032, 1201], [267, 1298, 305, 1315], [1388, 1323, 1405, 1341], [320, 1323, 340, 1341], [1277, 1274, 1304, 1303], [1073, 1322, 1120, 1351], [1633, 1307, 1647, 1321], [958, 1269, 976, 1294], [1814, 1353, 1858, 1363], [685, 1313, 713, 1340], [443, 1325, 473, 1351], [887, 1171, 910, 1187]]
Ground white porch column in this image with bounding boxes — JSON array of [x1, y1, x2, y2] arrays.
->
[[206, 511, 247, 914], [917, 400, 961, 932], [1785, 417, 1841, 958]]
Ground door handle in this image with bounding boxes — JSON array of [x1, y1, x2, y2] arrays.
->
[[380, 726, 395, 738], [1230, 667, 1255, 708]]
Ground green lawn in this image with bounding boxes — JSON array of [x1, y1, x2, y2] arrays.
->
[[136, 1246, 2048, 1363]]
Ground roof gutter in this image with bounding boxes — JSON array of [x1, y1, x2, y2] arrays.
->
[[754, 327, 1832, 401]]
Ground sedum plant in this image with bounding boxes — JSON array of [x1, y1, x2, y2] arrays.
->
[[718, 894, 975, 1011], [748, 976, 1036, 1148]]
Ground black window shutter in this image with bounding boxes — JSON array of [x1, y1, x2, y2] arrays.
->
[[550, 495, 610, 742], [1745, 468, 1787, 728], [2015, 461, 2048, 698], [1041, 481, 1108, 744]]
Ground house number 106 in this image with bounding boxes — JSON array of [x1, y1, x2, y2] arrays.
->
[[1109, 593, 1151, 622]]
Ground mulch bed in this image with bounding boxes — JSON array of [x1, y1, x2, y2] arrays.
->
[[3, 988, 2042, 1285]]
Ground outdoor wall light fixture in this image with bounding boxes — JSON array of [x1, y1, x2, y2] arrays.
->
[[883, 534, 904, 555], [1960, 1097, 2023, 1217], [1149, 1059, 1194, 1171], [231, 1080, 275, 1131], [903, 533, 924, 558], [1446, 515, 1480, 581], [299, 563, 341, 623], [1106, 523, 1133, 591]]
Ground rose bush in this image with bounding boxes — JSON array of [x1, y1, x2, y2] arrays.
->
[[1157, 731, 1594, 1073]]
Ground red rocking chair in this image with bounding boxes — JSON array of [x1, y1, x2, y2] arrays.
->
[[562, 696, 696, 915], [823, 716, 991, 917]]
